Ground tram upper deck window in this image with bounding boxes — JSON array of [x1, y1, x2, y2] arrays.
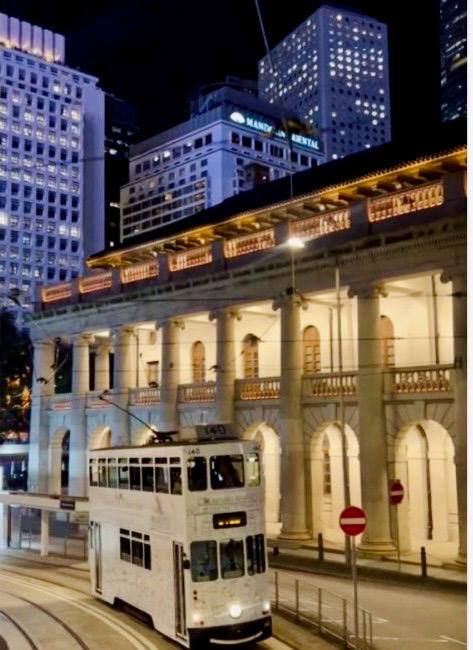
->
[[220, 539, 244, 579], [130, 458, 140, 490], [187, 456, 207, 491], [89, 459, 98, 486], [108, 459, 118, 489], [118, 458, 129, 489], [170, 467, 182, 494], [245, 452, 261, 486], [155, 458, 169, 493], [191, 540, 218, 582], [142, 457, 154, 492], [98, 459, 107, 487], [210, 455, 244, 489]]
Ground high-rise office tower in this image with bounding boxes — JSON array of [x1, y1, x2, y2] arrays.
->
[[258, 5, 391, 160], [0, 13, 105, 308], [104, 95, 139, 249], [440, 0, 467, 122]]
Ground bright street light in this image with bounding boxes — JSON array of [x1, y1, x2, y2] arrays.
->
[[287, 236, 305, 249]]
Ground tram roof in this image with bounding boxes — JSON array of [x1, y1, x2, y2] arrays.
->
[[90, 438, 247, 452]]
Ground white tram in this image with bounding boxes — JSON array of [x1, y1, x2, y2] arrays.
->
[[88, 424, 272, 647]]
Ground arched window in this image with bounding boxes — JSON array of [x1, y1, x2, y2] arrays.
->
[[243, 334, 259, 379], [192, 341, 206, 382], [322, 434, 332, 496], [302, 325, 321, 373], [380, 315, 395, 368]]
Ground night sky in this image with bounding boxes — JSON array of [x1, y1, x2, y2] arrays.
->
[[0, 0, 440, 141]]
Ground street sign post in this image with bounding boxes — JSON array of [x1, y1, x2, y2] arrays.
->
[[339, 506, 366, 649], [389, 479, 404, 571]]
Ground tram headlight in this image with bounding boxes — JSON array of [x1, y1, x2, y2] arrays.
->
[[262, 600, 271, 614], [229, 604, 242, 619]]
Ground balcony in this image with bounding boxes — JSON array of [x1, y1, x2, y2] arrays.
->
[[289, 208, 351, 242], [169, 245, 212, 272], [368, 181, 444, 223], [178, 382, 216, 404], [384, 365, 453, 394], [79, 272, 113, 294], [41, 282, 72, 304], [48, 394, 72, 411], [129, 387, 160, 406], [224, 228, 275, 258], [235, 377, 280, 401], [303, 372, 357, 399], [120, 260, 159, 284], [86, 391, 112, 409]]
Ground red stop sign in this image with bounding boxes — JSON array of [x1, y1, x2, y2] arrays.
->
[[339, 505, 366, 536], [390, 480, 404, 505]]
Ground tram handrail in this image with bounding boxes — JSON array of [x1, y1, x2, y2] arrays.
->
[[270, 569, 375, 649]]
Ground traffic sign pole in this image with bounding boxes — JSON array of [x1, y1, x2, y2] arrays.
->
[[339, 506, 366, 650], [351, 535, 359, 649], [389, 480, 405, 572]]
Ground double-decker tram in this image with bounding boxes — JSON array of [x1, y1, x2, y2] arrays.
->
[[88, 424, 272, 647]]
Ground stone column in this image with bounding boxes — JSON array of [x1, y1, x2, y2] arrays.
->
[[69, 333, 92, 496], [28, 340, 55, 493], [158, 319, 184, 432], [0, 504, 9, 550], [40, 509, 49, 556], [442, 269, 466, 563], [94, 342, 111, 392], [274, 291, 310, 540], [210, 309, 240, 423], [110, 326, 136, 446], [352, 283, 395, 554]]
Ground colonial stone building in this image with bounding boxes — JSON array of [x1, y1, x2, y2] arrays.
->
[[2, 123, 466, 563]]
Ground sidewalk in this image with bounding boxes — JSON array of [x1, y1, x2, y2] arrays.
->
[[267, 539, 466, 591]]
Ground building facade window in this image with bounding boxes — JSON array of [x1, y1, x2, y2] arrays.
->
[[192, 341, 206, 383], [243, 334, 259, 379], [302, 325, 321, 373], [380, 315, 395, 368]]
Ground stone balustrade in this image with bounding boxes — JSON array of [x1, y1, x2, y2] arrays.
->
[[385, 365, 453, 394], [169, 245, 212, 272], [235, 377, 280, 401], [86, 391, 112, 409], [41, 282, 72, 303], [368, 181, 444, 223], [178, 382, 216, 403], [289, 208, 351, 242], [48, 394, 72, 410], [303, 372, 358, 398], [224, 228, 276, 258], [129, 387, 160, 406], [79, 271, 113, 294], [120, 260, 159, 284]]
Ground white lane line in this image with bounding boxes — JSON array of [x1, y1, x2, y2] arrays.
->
[[440, 636, 467, 646], [259, 638, 293, 649], [0, 571, 157, 650]]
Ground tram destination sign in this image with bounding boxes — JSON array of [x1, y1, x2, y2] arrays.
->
[[196, 423, 236, 441], [213, 511, 247, 529]]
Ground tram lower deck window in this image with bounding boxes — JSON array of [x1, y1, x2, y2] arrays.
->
[[210, 455, 244, 489]]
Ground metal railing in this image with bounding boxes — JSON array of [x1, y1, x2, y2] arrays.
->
[[270, 570, 373, 649]]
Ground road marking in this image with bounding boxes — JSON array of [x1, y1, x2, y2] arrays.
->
[[440, 636, 467, 646], [0, 571, 157, 650]]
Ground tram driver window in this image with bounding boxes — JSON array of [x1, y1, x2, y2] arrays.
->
[[245, 452, 260, 486], [220, 539, 244, 579], [210, 455, 244, 489], [187, 456, 207, 491], [190, 541, 218, 582]]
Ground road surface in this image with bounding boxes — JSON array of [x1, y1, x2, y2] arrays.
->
[[272, 567, 467, 649], [0, 555, 290, 650]]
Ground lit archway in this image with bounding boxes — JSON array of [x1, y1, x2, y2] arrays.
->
[[309, 422, 361, 544], [48, 427, 69, 495], [242, 422, 281, 536], [88, 426, 111, 451], [132, 426, 159, 446], [393, 420, 458, 553]]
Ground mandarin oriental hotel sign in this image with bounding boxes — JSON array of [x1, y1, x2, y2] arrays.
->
[[229, 111, 322, 152]]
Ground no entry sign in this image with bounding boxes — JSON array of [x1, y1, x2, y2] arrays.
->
[[390, 480, 404, 505], [339, 506, 366, 536]]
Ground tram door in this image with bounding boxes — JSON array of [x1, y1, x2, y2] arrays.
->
[[173, 542, 187, 639], [91, 522, 102, 594]]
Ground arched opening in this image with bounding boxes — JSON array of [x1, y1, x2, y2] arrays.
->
[[380, 315, 395, 368], [48, 428, 69, 495], [88, 426, 111, 451], [394, 420, 458, 556], [302, 325, 321, 373], [242, 334, 259, 379], [133, 426, 158, 446], [192, 341, 206, 383], [309, 423, 361, 544], [242, 422, 281, 536]]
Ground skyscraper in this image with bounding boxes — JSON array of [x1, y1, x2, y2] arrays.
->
[[258, 4, 391, 161], [440, 0, 467, 122], [0, 13, 105, 308]]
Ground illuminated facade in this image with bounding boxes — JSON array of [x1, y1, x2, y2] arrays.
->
[[0, 13, 105, 308], [120, 82, 325, 243], [0, 130, 464, 565], [258, 5, 391, 160], [440, 0, 467, 121]]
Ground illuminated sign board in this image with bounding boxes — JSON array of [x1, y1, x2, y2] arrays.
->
[[229, 111, 322, 152], [213, 511, 247, 529]]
